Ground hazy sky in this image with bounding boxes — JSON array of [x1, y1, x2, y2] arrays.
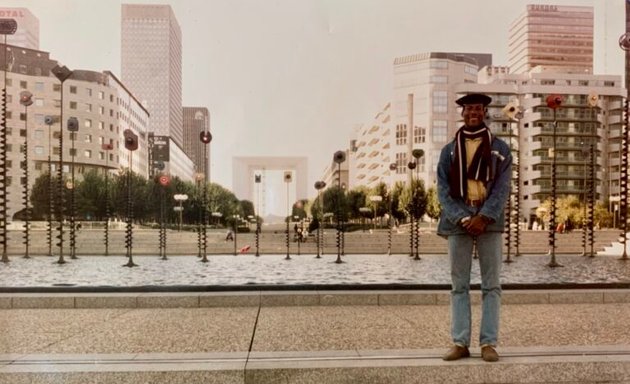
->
[[4, 0, 625, 213]]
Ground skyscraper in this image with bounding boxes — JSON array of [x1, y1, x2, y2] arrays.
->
[[183, 107, 210, 181], [508, 4, 593, 74], [121, 4, 183, 148], [0, 7, 39, 50]]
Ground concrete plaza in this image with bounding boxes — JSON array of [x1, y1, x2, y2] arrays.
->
[[1, 289, 630, 383]]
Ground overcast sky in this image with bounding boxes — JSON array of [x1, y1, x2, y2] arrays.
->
[[4, 0, 625, 214]]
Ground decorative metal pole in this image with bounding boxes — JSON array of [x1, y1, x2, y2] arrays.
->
[[102, 143, 113, 256], [333, 151, 346, 264], [122, 129, 139, 267], [255, 174, 261, 256], [19, 91, 33, 259], [284, 171, 292, 260], [406, 160, 416, 258], [411, 149, 423, 260], [51, 65, 73, 265], [387, 163, 397, 255], [67, 117, 79, 259], [314, 181, 326, 258], [0, 18, 17, 263], [44, 116, 54, 256], [617, 32, 630, 260], [200, 130, 211, 262], [546, 95, 563, 268], [588, 143, 596, 257]]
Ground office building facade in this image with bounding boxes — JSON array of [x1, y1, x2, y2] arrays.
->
[[508, 4, 593, 74], [121, 4, 184, 149], [183, 107, 210, 181], [0, 8, 39, 50]]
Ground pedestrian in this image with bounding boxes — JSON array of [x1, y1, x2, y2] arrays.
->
[[436, 93, 512, 363], [225, 229, 234, 241]]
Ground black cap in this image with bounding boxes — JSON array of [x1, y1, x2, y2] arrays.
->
[[455, 93, 492, 107]]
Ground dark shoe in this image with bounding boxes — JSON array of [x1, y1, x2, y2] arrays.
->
[[481, 345, 499, 362], [442, 345, 470, 361]]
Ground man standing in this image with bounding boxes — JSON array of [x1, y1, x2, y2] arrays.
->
[[437, 93, 512, 362]]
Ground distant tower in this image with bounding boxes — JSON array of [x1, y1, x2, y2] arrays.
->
[[121, 4, 183, 148], [183, 107, 210, 181], [508, 4, 593, 74]]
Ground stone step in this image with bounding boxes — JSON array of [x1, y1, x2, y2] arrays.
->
[[2, 347, 630, 384]]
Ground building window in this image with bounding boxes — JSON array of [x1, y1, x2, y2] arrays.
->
[[69, 86, 77, 94], [34, 129, 44, 139], [413, 126, 426, 144], [395, 152, 408, 174], [84, 150, 92, 158], [98, 91, 104, 99], [85, 134, 92, 143], [430, 60, 448, 69], [69, 101, 77, 109], [84, 119, 92, 128], [35, 98, 44, 107], [86, 88, 92, 97], [433, 91, 448, 113], [99, 106, 104, 114], [19, 80, 27, 89], [35, 82, 44, 91], [430, 75, 448, 83], [98, 121, 104, 130], [432, 120, 448, 143], [53, 84, 61, 92], [396, 124, 407, 145], [85, 103, 92, 112]]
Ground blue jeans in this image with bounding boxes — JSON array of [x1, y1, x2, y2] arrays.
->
[[448, 232, 502, 347]]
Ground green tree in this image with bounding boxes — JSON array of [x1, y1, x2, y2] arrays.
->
[[399, 178, 427, 220], [346, 187, 368, 220], [323, 185, 349, 222], [425, 186, 441, 222], [75, 169, 106, 220]]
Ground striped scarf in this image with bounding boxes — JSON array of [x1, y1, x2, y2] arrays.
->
[[449, 124, 493, 199]]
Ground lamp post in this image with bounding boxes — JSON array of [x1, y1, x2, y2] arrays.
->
[[122, 129, 139, 267], [617, 32, 630, 260], [585, 92, 598, 258], [19, 91, 33, 259], [200, 130, 212, 262], [333, 150, 346, 264], [194, 173, 204, 258], [0, 18, 17, 263], [501, 100, 523, 263], [411, 149, 424, 260], [102, 143, 113, 256], [314, 180, 326, 258], [284, 171, 292, 260], [546, 94, 563, 268], [388, 162, 397, 255], [44, 115, 54, 256], [51, 64, 73, 265], [407, 160, 417, 258], [255, 173, 262, 256], [67, 116, 79, 259]]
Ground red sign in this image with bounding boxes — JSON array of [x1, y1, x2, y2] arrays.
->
[[159, 175, 170, 187]]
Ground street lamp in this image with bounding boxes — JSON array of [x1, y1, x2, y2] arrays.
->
[[67, 116, 79, 260], [194, 173, 204, 258], [284, 171, 292, 260], [51, 64, 73, 265], [546, 94, 563, 268], [0, 18, 17, 264], [200, 130, 212, 262], [407, 160, 417, 259], [501, 100, 523, 262], [388, 162, 397, 255], [333, 150, 346, 264], [254, 173, 262, 256], [44, 115, 55, 257], [174, 194, 188, 232], [411, 149, 424, 260], [19, 91, 33, 259], [102, 143, 113, 256], [618, 32, 630, 261], [314, 180, 326, 258], [122, 128, 139, 267]]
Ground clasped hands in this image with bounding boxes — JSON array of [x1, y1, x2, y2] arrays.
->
[[461, 215, 490, 236]]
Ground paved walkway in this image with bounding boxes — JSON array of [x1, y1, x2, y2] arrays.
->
[[1, 290, 630, 383]]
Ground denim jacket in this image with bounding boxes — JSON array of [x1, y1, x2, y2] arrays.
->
[[436, 133, 512, 237]]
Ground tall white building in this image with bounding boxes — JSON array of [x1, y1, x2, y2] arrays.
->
[[0, 8, 39, 50], [121, 4, 189, 179], [508, 4, 593, 74]]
